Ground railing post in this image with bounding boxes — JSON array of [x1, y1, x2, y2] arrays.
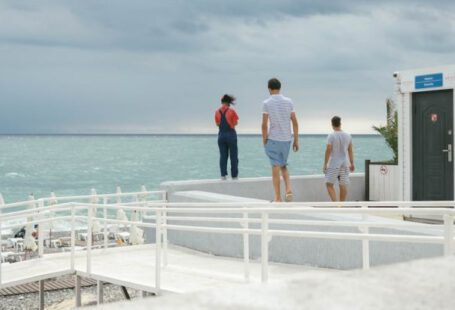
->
[[0, 193, 3, 285], [0, 216, 2, 285], [71, 205, 75, 270], [49, 192, 57, 252], [140, 185, 147, 219], [103, 197, 108, 250], [38, 199, 44, 258], [242, 208, 250, 281], [443, 214, 454, 256], [163, 201, 168, 267], [361, 204, 370, 270], [261, 212, 269, 283], [87, 205, 93, 274], [155, 209, 162, 294]]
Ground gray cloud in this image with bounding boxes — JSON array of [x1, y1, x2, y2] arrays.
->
[[0, 0, 455, 134]]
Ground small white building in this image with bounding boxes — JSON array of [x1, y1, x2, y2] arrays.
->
[[394, 65, 455, 201]]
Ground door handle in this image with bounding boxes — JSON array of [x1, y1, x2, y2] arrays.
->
[[442, 144, 452, 163]]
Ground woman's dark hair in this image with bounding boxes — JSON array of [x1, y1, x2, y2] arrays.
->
[[331, 116, 341, 127], [268, 78, 281, 90], [221, 94, 236, 105]]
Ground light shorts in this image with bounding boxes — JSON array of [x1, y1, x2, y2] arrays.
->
[[325, 166, 350, 185], [265, 139, 291, 167]]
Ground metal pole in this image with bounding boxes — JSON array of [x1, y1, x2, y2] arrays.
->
[[75, 275, 82, 307], [155, 209, 162, 294], [443, 214, 454, 256], [0, 218, 2, 285], [163, 202, 168, 267], [361, 204, 370, 270], [103, 197, 108, 250], [70, 205, 75, 270], [39, 279, 45, 310], [38, 199, 44, 258], [261, 212, 269, 283], [97, 280, 104, 304], [0, 193, 3, 285], [87, 205, 93, 274], [243, 209, 250, 281]]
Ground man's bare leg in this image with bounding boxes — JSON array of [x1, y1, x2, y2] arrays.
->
[[326, 183, 337, 201], [272, 165, 282, 201], [281, 166, 292, 194], [340, 185, 348, 201]]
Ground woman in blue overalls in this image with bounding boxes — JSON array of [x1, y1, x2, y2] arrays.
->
[[215, 94, 239, 180]]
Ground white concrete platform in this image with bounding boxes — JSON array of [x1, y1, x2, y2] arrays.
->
[[89, 255, 455, 310], [0, 245, 322, 294]]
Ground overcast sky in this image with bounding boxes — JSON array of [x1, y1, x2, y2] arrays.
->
[[1, 0, 455, 134]]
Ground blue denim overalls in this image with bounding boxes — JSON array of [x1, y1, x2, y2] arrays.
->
[[218, 108, 238, 178]]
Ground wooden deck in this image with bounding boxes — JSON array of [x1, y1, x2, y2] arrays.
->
[[0, 275, 96, 296]]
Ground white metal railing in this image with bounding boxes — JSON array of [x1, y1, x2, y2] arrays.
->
[[0, 199, 454, 295], [0, 187, 166, 290]]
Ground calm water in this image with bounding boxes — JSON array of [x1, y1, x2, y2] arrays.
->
[[0, 135, 392, 203]]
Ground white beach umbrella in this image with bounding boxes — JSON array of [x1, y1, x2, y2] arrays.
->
[[129, 211, 144, 245], [28, 194, 36, 211], [117, 208, 128, 225], [92, 220, 102, 234], [116, 186, 122, 204], [48, 192, 58, 246], [49, 192, 58, 226], [90, 189, 101, 234], [24, 223, 38, 252], [139, 185, 148, 201], [115, 186, 128, 228], [23, 194, 38, 253], [0, 193, 4, 237]]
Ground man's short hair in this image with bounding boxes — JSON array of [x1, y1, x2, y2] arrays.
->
[[331, 116, 341, 127], [268, 78, 281, 90]]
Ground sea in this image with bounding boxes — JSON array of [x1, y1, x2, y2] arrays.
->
[[0, 134, 392, 205]]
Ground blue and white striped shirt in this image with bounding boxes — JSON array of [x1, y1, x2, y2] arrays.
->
[[262, 94, 295, 141]]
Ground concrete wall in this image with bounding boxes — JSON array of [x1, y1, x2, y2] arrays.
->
[[144, 188, 443, 270], [161, 173, 365, 202]]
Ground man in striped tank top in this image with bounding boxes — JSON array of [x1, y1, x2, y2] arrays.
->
[[262, 78, 299, 202]]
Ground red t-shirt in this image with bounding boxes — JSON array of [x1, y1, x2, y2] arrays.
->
[[215, 105, 239, 129]]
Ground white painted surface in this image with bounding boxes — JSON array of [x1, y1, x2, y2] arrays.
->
[[88, 256, 455, 310], [161, 174, 365, 202], [144, 192, 448, 269], [369, 165, 400, 201], [0, 244, 320, 293], [395, 65, 455, 201]]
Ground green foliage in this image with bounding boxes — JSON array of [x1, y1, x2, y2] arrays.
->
[[373, 98, 398, 163]]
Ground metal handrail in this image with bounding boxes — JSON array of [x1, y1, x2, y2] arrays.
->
[[0, 199, 454, 295], [0, 190, 166, 211]]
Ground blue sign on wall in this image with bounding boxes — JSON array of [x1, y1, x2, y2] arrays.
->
[[415, 73, 443, 89]]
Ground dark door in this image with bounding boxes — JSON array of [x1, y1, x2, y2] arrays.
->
[[413, 89, 453, 201]]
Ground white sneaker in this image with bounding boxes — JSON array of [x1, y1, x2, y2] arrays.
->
[[232, 177, 238, 181], [221, 176, 227, 181]]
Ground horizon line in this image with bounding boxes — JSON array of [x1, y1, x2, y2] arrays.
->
[[0, 133, 381, 136]]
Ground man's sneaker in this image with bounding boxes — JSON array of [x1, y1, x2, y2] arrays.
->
[[232, 177, 238, 181], [221, 176, 227, 181]]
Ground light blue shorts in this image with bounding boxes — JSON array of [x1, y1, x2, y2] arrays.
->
[[265, 139, 291, 167]]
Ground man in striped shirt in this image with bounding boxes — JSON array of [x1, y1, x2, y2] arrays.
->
[[323, 116, 355, 202], [262, 78, 299, 202]]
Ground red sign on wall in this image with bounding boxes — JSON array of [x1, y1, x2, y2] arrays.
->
[[431, 113, 438, 122]]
